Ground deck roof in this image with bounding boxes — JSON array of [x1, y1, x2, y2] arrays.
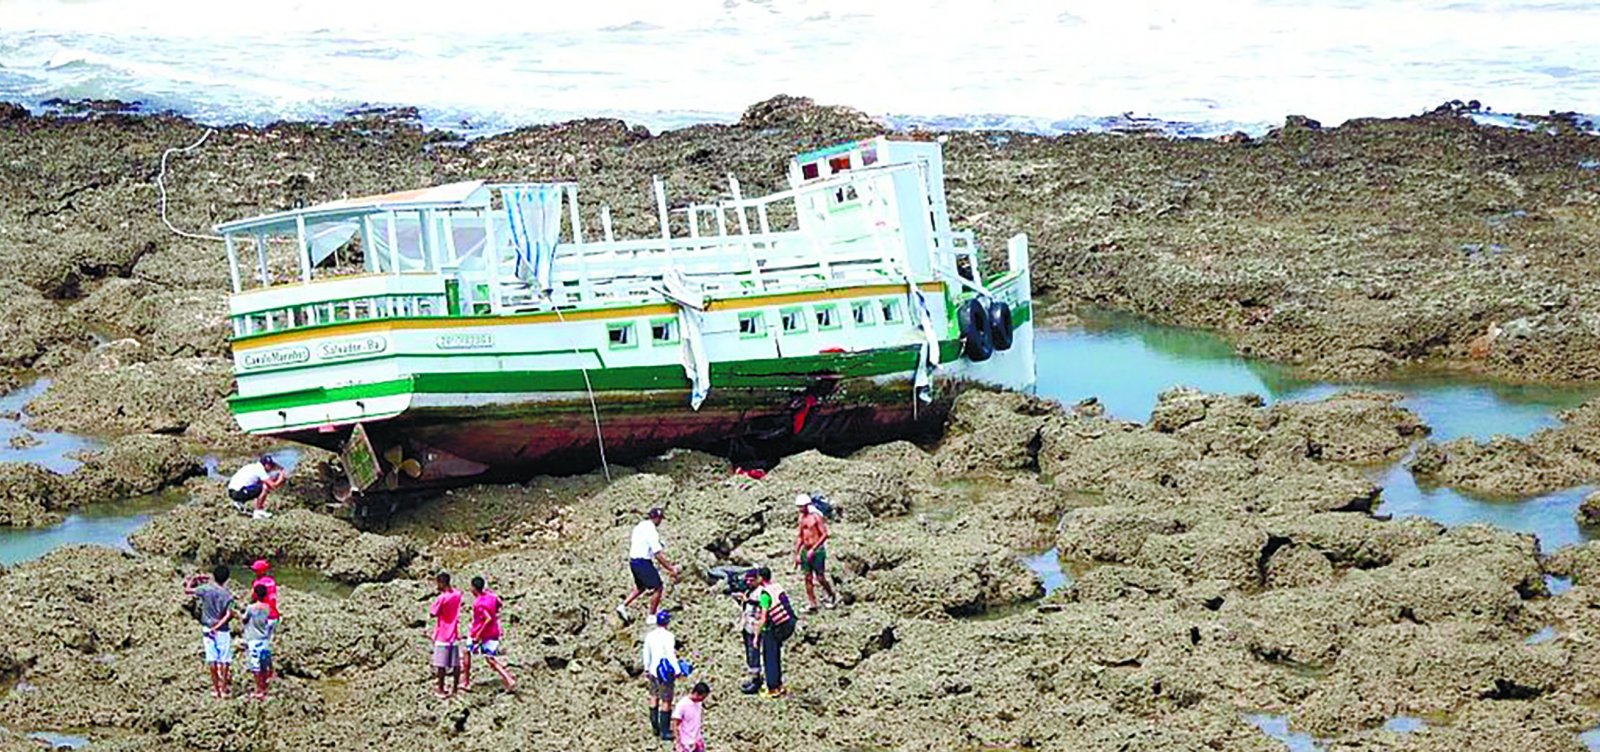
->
[[214, 180, 489, 235]]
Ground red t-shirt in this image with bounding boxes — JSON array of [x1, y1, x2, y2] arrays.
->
[[471, 591, 502, 641], [253, 575, 280, 620], [430, 589, 462, 644]]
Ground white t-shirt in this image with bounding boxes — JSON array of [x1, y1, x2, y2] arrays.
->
[[228, 462, 274, 492], [629, 519, 664, 560], [641, 625, 678, 676]]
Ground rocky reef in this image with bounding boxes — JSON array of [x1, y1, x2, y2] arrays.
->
[[0, 390, 1590, 750]]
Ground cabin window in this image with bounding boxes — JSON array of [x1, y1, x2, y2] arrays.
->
[[814, 304, 840, 330], [780, 306, 806, 334], [291, 306, 311, 328], [861, 147, 878, 166], [829, 155, 851, 173], [801, 162, 820, 180], [739, 312, 767, 338], [651, 317, 679, 345], [249, 312, 269, 335], [830, 184, 860, 209], [352, 299, 374, 320], [881, 298, 904, 324], [608, 322, 636, 349], [416, 297, 438, 317], [851, 300, 875, 326], [333, 302, 353, 322]]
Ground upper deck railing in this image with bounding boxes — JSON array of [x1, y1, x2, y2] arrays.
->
[[220, 145, 998, 339]]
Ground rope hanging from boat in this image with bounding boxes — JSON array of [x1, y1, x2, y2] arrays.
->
[[903, 270, 940, 404], [550, 304, 612, 482], [156, 128, 225, 242]]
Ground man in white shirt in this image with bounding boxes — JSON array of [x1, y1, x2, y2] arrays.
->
[[227, 455, 285, 520], [617, 507, 680, 624], [640, 610, 680, 741]]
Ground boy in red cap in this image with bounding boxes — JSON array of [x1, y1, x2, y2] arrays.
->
[[250, 560, 280, 638]]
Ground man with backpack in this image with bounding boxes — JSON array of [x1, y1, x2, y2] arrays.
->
[[642, 610, 682, 741], [748, 566, 796, 698], [794, 493, 838, 612]]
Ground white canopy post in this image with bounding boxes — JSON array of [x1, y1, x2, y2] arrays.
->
[[294, 214, 312, 283], [386, 211, 400, 277], [224, 234, 241, 293], [653, 177, 674, 264], [359, 216, 374, 272], [254, 233, 269, 286], [728, 174, 761, 285], [484, 206, 501, 313], [600, 205, 615, 242], [566, 185, 583, 244]]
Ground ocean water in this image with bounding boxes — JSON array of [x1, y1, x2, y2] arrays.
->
[[1, 0, 1597, 137]]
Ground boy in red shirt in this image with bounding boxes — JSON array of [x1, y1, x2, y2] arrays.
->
[[250, 560, 280, 637], [462, 575, 517, 692], [428, 572, 463, 699]]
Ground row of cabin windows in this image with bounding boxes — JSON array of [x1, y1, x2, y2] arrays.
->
[[233, 295, 445, 337], [799, 146, 879, 181], [608, 298, 906, 349]]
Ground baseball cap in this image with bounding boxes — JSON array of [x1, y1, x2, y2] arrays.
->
[[251, 559, 270, 574], [794, 492, 811, 507], [655, 610, 672, 626], [648, 507, 665, 519]]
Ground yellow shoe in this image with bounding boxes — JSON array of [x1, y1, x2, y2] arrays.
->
[[763, 686, 788, 698]]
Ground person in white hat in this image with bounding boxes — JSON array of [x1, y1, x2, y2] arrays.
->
[[793, 493, 837, 611]]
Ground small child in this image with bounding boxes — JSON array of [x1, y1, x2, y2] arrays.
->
[[243, 584, 274, 700]]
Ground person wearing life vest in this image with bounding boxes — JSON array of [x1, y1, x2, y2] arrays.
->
[[747, 566, 796, 698], [737, 568, 764, 695]]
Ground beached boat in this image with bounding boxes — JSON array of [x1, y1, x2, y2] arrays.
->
[[218, 137, 1035, 497]]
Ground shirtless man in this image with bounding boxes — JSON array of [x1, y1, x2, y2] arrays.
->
[[793, 493, 837, 611]]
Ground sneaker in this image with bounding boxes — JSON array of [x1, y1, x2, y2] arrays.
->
[[824, 598, 839, 610], [252, 509, 272, 520], [763, 686, 788, 698], [615, 604, 632, 624], [740, 678, 761, 695]]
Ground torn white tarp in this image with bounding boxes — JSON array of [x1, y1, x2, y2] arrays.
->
[[503, 185, 564, 293], [905, 273, 940, 403], [658, 270, 711, 410]]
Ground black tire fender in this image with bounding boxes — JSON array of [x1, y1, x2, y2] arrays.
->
[[988, 300, 1014, 351], [956, 298, 994, 362]]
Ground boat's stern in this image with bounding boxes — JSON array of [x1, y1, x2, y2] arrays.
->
[[942, 233, 1036, 394]]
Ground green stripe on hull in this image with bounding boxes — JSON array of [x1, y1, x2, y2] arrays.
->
[[230, 344, 926, 416]]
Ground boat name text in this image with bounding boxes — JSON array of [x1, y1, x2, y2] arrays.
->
[[319, 336, 389, 360], [239, 346, 311, 371], [435, 333, 495, 350]]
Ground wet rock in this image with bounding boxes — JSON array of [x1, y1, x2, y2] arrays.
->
[[62, 433, 202, 503], [932, 390, 1061, 475], [1262, 391, 1426, 464], [0, 281, 88, 371], [25, 356, 232, 437], [1261, 543, 1335, 589], [130, 506, 415, 583], [0, 463, 69, 527], [1578, 490, 1600, 526], [71, 278, 231, 357]]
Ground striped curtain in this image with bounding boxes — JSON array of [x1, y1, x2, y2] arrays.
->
[[503, 185, 564, 293]]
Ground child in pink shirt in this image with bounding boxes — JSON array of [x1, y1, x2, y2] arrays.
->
[[428, 572, 463, 699], [462, 575, 516, 692], [672, 682, 710, 752]]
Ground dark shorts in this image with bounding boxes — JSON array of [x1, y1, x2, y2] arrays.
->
[[648, 676, 674, 705], [228, 484, 263, 503], [801, 546, 827, 575], [630, 559, 662, 591]]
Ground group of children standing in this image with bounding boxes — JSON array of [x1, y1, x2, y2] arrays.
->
[[426, 571, 518, 698], [184, 559, 280, 701]]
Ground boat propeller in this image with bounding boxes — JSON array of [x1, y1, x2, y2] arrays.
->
[[382, 445, 424, 490]]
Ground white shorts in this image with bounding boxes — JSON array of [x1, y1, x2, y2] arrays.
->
[[470, 639, 502, 656], [203, 631, 232, 665], [246, 640, 273, 673]]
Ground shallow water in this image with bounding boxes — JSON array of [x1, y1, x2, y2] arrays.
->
[[1245, 714, 1323, 752], [0, 379, 101, 474], [1020, 547, 1069, 595], [1583, 727, 1600, 751], [28, 730, 90, 749], [1035, 312, 1598, 442], [1034, 313, 1600, 551], [1526, 627, 1559, 646], [1382, 716, 1426, 733], [0, 490, 183, 567]]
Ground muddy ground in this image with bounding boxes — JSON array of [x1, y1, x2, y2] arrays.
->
[[0, 390, 1597, 751]]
